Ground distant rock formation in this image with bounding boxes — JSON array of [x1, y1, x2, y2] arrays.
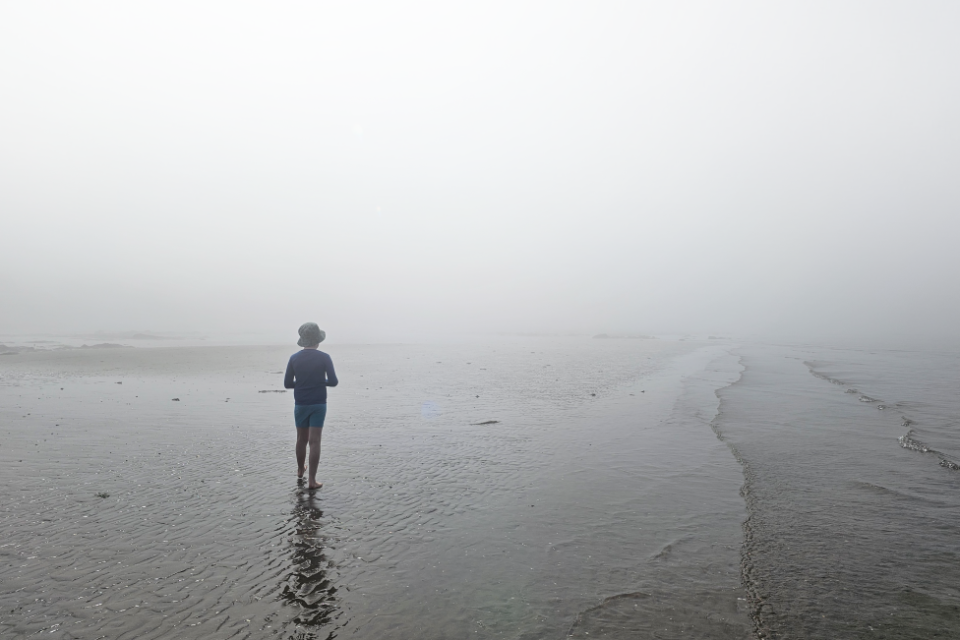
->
[[0, 342, 132, 355], [592, 333, 657, 340], [0, 344, 36, 355]]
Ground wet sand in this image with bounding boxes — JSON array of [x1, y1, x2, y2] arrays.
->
[[0, 339, 750, 639]]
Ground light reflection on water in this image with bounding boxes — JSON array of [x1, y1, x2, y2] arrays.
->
[[279, 490, 339, 638]]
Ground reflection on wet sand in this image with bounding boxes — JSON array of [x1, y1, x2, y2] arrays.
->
[[2, 340, 751, 639], [280, 487, 340, 638]]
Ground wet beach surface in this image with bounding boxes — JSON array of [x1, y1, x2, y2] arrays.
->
[[0, 340, 751, 639]]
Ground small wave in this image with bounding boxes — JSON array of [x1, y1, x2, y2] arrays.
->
[[649, 537, 690, 561], [804, 362, 847, 387], [899, 429, 932, 453], [804, 363, 892, 407], [850, 480, 946, 505], [899, 429, 960, 471]]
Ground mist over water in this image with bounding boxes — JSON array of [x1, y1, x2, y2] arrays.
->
[[2, 1, 959, 344], [3, 3, 960, 639]]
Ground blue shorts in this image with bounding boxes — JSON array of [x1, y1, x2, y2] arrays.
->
[[294, 403, 327, 429]]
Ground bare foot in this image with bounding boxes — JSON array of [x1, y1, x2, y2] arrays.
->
[[308, 481, 323, 490], [297, 466, 306, 479]]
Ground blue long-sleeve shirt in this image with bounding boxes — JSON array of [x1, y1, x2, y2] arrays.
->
[[284, 349, 338, 405]]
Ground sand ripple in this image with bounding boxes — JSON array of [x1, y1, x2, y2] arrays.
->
[[1, 340, 748, 639]]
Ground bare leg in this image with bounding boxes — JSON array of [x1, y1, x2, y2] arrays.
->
[[296, 428, 309, 478], [307, 427, 323, 489]]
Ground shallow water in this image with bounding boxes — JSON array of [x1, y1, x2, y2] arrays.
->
[[0, 339, 751, 639], [716, 344, 960, 639]]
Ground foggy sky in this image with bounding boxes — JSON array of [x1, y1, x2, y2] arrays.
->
[[2, 1, 959, 344]]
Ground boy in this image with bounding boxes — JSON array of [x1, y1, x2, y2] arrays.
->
[[284, 322, 338, 490]]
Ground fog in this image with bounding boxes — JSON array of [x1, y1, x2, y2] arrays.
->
[[2, 1, 958, 345]]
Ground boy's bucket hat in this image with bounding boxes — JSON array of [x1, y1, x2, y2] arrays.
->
[[297, 322, 325, 347]]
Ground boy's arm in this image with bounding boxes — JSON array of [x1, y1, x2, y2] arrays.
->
[[283, 358, 295, 389], [326, 357, 339, 387]]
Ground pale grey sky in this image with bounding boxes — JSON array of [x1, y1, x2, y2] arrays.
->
[[2, 1, 958, 344]]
